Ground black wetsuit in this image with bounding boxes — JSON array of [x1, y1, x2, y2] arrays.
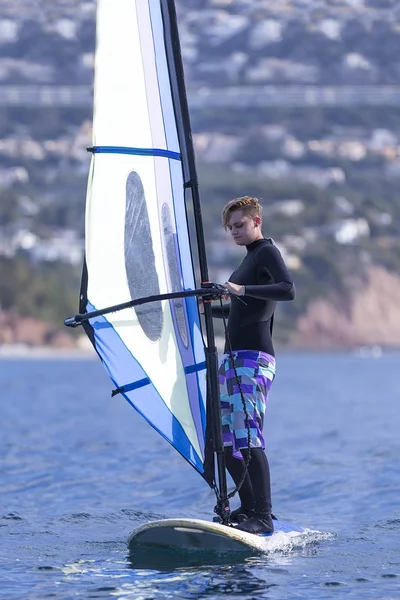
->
[[213, 238, 295, 356], [214, 238, 295, 532]]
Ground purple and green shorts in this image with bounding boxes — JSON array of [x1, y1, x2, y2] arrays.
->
[[218, 349, 276, 459]]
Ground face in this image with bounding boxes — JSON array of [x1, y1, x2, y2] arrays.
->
[[227, 210, 263, 246]]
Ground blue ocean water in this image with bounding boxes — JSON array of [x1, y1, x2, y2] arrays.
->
[[0, 351, 399, 599]]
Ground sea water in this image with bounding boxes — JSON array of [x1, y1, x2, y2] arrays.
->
[[0, 351, 399, 599]]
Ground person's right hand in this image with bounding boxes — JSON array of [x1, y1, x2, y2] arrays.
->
[[198, 298, 204, 314]]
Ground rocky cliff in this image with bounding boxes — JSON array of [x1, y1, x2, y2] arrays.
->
[[0, 311, 77, 349], [292, 266, 400, 349]]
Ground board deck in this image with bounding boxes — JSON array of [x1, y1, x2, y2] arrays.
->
[[128, 518, 306, 554]]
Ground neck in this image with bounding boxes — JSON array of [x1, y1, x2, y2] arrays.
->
[[246, 236, 265, 250]]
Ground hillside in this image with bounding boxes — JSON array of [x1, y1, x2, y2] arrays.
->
[[1, 1, 400, 86], [0, 0, 399, 349]]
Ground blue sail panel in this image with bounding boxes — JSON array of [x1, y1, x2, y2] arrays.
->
[[87, 306, 205, 473]]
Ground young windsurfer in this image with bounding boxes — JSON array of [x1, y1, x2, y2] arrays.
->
[[214, 196, 295, 535]]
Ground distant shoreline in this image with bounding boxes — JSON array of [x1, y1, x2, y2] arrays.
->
[[0, 344, 96, 359], [1, 342, 397, 360]]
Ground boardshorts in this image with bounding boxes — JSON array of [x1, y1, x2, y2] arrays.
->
[[218, 350, 276, 459]]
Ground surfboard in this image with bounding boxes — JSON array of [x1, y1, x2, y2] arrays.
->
[[128, 518, 306, 554]]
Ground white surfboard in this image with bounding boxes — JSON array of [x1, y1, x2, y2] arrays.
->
[[128, 518, 306, 554]]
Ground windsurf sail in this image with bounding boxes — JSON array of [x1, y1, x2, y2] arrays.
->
[[67, 0, 228, 505]]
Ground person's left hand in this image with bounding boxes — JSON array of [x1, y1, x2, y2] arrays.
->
[[224, 281, 245, 296]]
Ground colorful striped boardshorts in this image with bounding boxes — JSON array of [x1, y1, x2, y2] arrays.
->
[[218, 350, 276, 460]]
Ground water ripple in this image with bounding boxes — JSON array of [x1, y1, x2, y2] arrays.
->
[[1, 354, 400, 599]]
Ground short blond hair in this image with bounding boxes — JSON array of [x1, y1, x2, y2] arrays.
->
[[221, 196, 262, 230]]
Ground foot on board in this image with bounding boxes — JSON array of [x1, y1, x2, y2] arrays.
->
[[234, 513, 274, 535], [230, 506, 255, 524]]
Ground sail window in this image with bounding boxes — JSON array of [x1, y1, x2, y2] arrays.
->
[[125, 171, 163, 341], [162, 203, 189, 348]]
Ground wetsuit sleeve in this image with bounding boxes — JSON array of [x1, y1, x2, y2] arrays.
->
[[210, 303, 231, 318], [244, 244, 295, 301]]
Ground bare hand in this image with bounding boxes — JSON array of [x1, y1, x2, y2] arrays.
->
[[198, 298, 204, 314], [224, 281, 245, 296]]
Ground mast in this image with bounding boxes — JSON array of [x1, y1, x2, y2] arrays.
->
[[160, 0, 230, 519]]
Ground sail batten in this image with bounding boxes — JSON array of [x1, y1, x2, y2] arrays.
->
[[79, 0, 214, 484], [89, 146, 181, 160]]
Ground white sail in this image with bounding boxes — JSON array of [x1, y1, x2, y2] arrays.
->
[[81, 0, 210, 476]]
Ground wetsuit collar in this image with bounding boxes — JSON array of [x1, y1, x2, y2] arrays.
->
[[246, 238, 269, 253]]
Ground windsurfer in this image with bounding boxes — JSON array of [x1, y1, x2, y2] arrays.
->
[[214, 196, 295, 535]]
